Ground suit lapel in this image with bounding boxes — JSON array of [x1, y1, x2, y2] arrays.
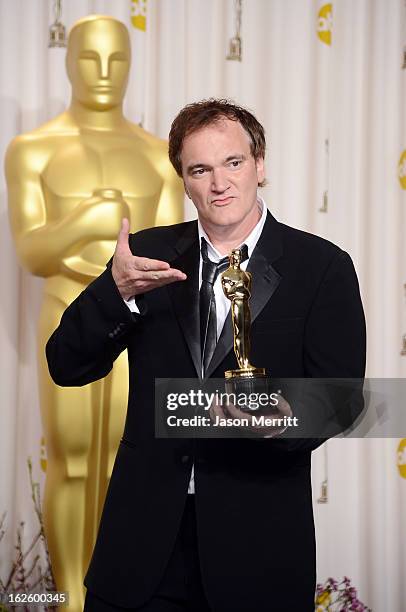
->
[[205, 212, 283, 378], [166, 222, 202, 379]]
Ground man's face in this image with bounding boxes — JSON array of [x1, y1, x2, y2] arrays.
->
[[181, 119, 265, 233], [67, 19, 130, 111]]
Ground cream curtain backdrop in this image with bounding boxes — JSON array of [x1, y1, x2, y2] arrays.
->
[[0, 0, 405, 610]]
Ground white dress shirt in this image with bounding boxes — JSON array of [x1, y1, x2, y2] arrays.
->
[[124, 197, 268, 493]]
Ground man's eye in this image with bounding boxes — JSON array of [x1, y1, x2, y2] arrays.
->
[[229, 160, 242, 168], [192, 168, 206, 176]]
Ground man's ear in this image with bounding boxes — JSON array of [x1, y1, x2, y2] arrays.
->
[[183, 182, 191, 199]]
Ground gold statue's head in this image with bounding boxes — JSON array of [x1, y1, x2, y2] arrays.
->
[[66, 15, 131, 111], [230, 249, 242, 268]]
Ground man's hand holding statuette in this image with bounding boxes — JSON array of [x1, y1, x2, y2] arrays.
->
[[209, 393, 293, 438]]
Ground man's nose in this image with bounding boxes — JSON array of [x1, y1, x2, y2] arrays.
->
[[211, 168, 229, 192]]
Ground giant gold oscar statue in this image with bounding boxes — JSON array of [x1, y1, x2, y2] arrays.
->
[[5, 15, 183, 611]]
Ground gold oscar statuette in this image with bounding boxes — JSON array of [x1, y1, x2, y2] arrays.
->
[[221, 248, 273, 409]]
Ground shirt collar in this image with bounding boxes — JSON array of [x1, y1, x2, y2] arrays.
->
[[197, 196, 267, 262]]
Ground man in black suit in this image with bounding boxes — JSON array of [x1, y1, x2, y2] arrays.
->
[[46, 99, 366, 611]]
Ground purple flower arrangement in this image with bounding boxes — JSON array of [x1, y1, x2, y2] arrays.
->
[[315, 577, 371, 611]]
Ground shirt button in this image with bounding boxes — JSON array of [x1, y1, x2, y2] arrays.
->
[[181, 455, 190, 464]]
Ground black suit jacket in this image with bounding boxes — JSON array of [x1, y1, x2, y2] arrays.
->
[[46, 212, 366, 612]]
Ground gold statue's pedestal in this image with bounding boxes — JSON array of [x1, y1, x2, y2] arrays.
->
[[224, 368, 277, 415], [225, 367, 266, 379]]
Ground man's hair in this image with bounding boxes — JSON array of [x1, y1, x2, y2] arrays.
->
[[168, 99, 266, 187]]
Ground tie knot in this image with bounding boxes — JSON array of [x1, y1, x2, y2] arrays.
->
[[201, 238, 230, 285], [201, 238, 249, 284]]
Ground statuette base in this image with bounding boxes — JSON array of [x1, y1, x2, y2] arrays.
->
[[224, 370, 277, 415], [225, 367, 266, 379]]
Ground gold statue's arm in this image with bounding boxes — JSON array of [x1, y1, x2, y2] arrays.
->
[[5, 137, 123, 277], [153, 146, 184, 227], [46, 267, 135, 386]]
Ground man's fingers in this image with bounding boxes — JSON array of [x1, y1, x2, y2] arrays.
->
[[115, 218, 131, 254], [208, 395, 227, 423], [122, 269, 187, 297], [132, 274, 187, 293], [225, 402, 263, 429], [134, 268, 186, 282], [225, 396, 291, 436], [154, 273, 187, 285], [134, 256, 171, 272], [276, 395, 293, 417], [113, 243, 187, 298], [142, 271, 187, 288], [225, 402, 248, 420]]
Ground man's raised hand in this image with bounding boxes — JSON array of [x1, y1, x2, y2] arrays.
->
[[111, 218, 187, 300]]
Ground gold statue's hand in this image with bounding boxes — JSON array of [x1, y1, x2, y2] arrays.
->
[[7, 187, 131, 277], [111, 218, 187, 300], [76, 190, 130, 241]]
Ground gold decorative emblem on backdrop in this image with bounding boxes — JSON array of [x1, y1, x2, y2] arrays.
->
[[48, 0, 67, 47], [131, 0, 147, 31], [402, 45, 406, 70], [317, 3, 332, 46], [398, 150, 406, 189], [397, 439, 406, 479], [401, 333, 406, 356], [226, 0, 243, 62], [40, 435, 47, 473]]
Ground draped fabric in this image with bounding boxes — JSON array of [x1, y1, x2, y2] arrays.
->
[[0, 1, 405, 610]]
